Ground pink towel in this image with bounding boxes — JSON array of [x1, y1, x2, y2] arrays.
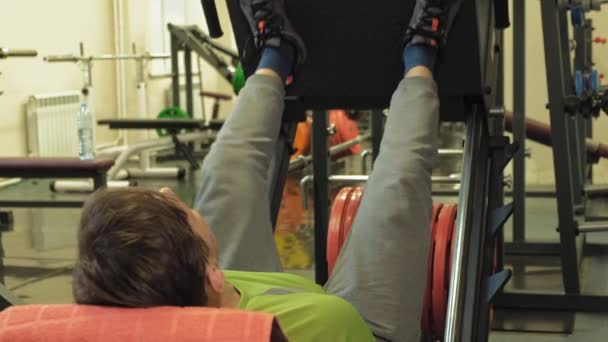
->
[[0, 305, 280, 342]]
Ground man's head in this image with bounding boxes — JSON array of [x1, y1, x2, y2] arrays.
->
[[73, 188, 225, 308]]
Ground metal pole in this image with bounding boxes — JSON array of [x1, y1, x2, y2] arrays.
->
[[558, 7, 585, 211], [540, 0, 581, 294], [445, 109, 490, 341], [584, 19, 594, 182], [312, 110, 330, 284], [371, 110, 384, 162], [269, 121, 297, 228], [493, 25, 507, 270], [0, 233, 4, 284], [289, 134, 371, 172], [0, 48, 38, 58], [185, 47, 194, 117], [299, 174, 462, 208], [512, 0, 526, 242], [578, 222, 608, 233], [478, 29, 507, 339], [585, 19, 594, 182], [170, 33, 180, 108], [324, 174, 460, 184]]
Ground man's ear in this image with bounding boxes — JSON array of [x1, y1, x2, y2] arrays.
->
[[206, 264, 225, 295]]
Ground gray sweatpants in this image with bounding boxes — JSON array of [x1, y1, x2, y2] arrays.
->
[[194, 74, 439, 342]]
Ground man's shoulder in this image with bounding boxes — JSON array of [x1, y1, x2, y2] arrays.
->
[[225, 271, 375, 341], [225, 270, 324, 294], [251, 292, 375, 341]]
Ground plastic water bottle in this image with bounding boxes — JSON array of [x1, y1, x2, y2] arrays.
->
[[77, 103, 95, 160]]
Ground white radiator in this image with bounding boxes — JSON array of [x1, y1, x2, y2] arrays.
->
[[26, 92, 81, 157]]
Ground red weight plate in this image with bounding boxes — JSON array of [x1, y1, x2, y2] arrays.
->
[[340, 187, 364, 249], [421, 203, 445, 335], [327, 187, 355, 276], [431, 204, 458, 339], [445, 205, 458, 290], [431, 203, 443, 228]]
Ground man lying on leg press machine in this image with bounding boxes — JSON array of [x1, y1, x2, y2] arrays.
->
[[72, 0, 462, 341]]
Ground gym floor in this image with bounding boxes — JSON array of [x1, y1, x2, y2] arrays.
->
[[0, 155, 607, 341]]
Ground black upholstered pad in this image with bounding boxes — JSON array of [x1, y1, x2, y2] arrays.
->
[[0, 158, 114, 177], [98, 119, 224, 131], [225, 0, 501, 121]]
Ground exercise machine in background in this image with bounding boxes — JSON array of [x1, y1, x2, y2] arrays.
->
[[167, 23, 239, 120], [54, 23, 243, 193], [0, 47, 39, 309], [493, 0, 608, 333], [0, 48, 116, 309], [43, 43, 187, 183]]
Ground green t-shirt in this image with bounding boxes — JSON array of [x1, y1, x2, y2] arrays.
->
[[225, 271, 375, 342]]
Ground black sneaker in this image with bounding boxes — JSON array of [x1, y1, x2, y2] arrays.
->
[[404, 0, 464, 47], [240, 0, 307, 72]]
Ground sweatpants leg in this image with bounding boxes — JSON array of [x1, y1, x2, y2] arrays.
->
[[325, 77, 439, 342], [193, 74, 285, 272]]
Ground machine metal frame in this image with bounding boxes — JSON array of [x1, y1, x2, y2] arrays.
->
[[496, 0, 608, 318], [168, 24, 238, 119], [200, 1, 512, 340]]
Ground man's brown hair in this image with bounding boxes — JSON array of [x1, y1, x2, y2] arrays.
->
[[73, 188, 209, 307]]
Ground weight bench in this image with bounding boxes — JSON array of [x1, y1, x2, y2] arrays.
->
[[52, 120, 222, 192], [200, 90, 233, 120], [99, 118, 223, 172], [0, 158, 113, 308], [99, 118, 224, 131], [0, 305, 287, 342], [0, 158, 113, 197]]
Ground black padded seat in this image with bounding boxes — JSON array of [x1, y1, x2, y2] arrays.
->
[[0, 157, 113, 189]]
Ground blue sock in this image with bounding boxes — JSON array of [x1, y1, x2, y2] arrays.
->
[[403, 42, 438, 75], [257, 43, 296, 82]]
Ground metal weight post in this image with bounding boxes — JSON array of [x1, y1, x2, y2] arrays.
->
[[511, 0, 526, 243], [445, 108, 491, 342], [573, 20, 590, 183], [496, 0, 608, 315], [580, 19, 594, 182], [306, 111, 375, 284], [444, 4, 513, 338], [489, 28, 510, 288], [444, 27, 509, 341], [371, 110, 384, 162], [312, 110, 330, 284], [269, 120, 298, 228]]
